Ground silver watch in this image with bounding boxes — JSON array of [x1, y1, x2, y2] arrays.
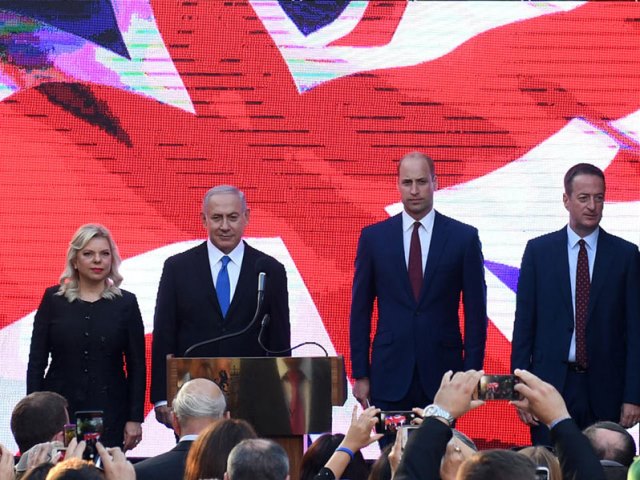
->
[[423, 404, 454, 425]]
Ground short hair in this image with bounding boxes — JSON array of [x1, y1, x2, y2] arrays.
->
[[457, 449, 536, 480], [21, 462, 54, 480], [452, 429, 478, 452], [517, 446, 562, 480], [583, 421, 636, 467], [45, 458, 103, 480], [202, 185, 247, 213], [11, 391, 68, 453], [183, 418, 257, 480], [57, 224, 123, 302], [172, 378, 227, 425], [227, 438, 289, 480], [397, 151, 436, 178], [563, 163, 605, 195], [300, 433, 368, 480], [367, 444, 392, 480]]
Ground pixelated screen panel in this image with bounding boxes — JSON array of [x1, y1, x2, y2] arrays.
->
[[0, 1, 638, 455]]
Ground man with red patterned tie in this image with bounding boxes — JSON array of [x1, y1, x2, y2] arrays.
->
[[350, 151, 488, 425], [512, 163, 640, 445]]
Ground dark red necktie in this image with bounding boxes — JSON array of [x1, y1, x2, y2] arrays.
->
[[575, 239, 590, 368], [409, 222, 423, 300], [287, 369, 305, 432]]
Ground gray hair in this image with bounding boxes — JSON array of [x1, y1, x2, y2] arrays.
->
[[202, 185, 247, 213], [227, 439, 289, 480], [173, 379, 226, 424]]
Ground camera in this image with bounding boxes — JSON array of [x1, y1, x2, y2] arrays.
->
[[375, 411, 418, 434], [535, 466, 550, 480], [476, 374, 521, 401], [75, 410, 104, 462]]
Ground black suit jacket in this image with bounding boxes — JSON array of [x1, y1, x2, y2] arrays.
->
[[512, 228, 640, 420], [134, 439, 193, 480], [394, 417, 605, 480], [151, 241, 290, 403], [350, 211, 487, 402], [26, 286, 146, 447]]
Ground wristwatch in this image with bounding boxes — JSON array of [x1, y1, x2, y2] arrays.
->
[[423, 404, 454, 425]]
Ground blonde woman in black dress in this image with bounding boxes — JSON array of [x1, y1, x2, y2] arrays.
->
[[27, 224, 145, 450]]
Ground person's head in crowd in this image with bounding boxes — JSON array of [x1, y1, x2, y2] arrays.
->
[[58, 224, 123, 302], [457, 449, 537, 480], [517, 446, 562, 480], [583, 421, 636, 467], [224, 438, 289, 480], [11, 392, 69, 454], [21, 462, 54, 480], [300, 433, 368, 480], [627, 457, 640, 480], [439, 429, 479, 480], [201, 185, 249, 254], [368, 444, 392, 480], [171, 377, 227, 437], [183, 418, 257, 480], [45, 458, 103, 480]]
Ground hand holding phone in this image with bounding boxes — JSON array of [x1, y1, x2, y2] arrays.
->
[[76, 410, 104, 462]]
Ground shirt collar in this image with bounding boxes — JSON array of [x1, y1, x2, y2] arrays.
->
[[179, 434, 199, 442], [207, 238, 245, 265], [566, 224, 599, 250], [402, 208, 435, 233]]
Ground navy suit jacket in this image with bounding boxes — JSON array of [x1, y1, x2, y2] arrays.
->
[[511, 227, 640, 420], [134, 439, 193, 480], [151, 241, 290, 403], [350, 211, 487, 402]]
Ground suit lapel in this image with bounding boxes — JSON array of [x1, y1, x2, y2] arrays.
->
[[552, 229, 573, 318], [226, 241, 254, 319], [389, 215, 414, 303], [421, 211, 449, 302], [194, 242, 220, 311], [588, 228, 612, 320]]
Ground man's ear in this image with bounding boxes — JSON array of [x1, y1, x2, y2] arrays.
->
[[224, 411, 231, 419], [171, 413, 180, 437], [223, 473, 229, 480]]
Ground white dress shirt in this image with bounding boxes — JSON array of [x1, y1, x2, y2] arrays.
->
[[566, 225, 598, 362], [207, 239, 245, 300]]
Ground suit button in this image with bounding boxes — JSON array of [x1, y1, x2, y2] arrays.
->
[[83, 368, 88, 373], [84, 351, 89, 356], [84, 332, 89, 337]]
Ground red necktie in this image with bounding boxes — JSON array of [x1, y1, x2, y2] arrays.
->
[[287, 369, 305, 432], [575, 239, 590, 368], [409, 222, 423, 301]]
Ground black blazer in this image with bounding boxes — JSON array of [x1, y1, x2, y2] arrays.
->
[[134, 440, 193, 480], [151, 241, 291, 403], [512, 228, 640, 420], [26, 286, 146, 447]]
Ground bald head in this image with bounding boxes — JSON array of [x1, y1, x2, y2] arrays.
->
[[583, 421, 636, 467], [172, 378, 227, 435]]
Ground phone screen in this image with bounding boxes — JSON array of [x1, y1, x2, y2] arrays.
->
[[477, 374, 521, 401], [375, 411, 417, 434], [75, 410, 104, 462]]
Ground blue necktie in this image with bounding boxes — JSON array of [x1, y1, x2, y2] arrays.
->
[[217, 256, 231, 317]]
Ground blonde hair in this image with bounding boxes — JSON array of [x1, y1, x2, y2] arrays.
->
[[518, 446, 563, 480], [56, 224, 123, 302]]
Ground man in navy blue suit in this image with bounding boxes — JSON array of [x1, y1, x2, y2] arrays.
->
[[350, 151, 487, 415], [511, 163, 640, 445]]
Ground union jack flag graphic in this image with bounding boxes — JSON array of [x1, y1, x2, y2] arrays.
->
[[0, 1, 638, 455]]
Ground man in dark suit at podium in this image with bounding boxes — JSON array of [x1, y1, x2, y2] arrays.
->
[[135, 378, 227, 480], [151, 185, 291, 427]]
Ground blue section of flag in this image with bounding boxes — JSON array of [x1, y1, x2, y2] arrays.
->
[[278, 0, 350, 36], [485, 260, 520, 293], [0, 0, 130, 58]]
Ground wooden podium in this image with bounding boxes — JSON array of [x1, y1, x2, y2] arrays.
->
[[167, 355, 347, 480]]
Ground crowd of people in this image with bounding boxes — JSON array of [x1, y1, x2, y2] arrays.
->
[[1, 369, 640, 479], [2, 151, 638, 479]]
